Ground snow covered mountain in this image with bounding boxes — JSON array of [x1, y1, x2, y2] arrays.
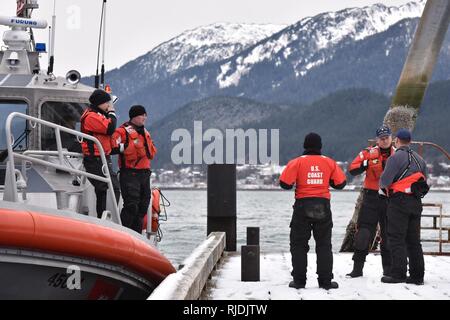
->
[[92, 23, 285, 96], [216, 0, 425, 88], [95, 0, 437, 122], [147, 23, 288, 76]]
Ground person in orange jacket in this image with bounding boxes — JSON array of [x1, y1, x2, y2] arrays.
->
[[81, 89, 120, 218], [113, 105, 157, 233], [346, 125, 395, 278], [280, 133, 346, 290]]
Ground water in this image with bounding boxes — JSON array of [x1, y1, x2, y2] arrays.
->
[[157, 190, 450, 267]]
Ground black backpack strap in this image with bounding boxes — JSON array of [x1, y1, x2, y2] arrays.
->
[[395, 149, 423, 183], [143, 130, 152, 159], [394, 149, 412, 183], [133, 130, 152, 167], [410, 151, 423, 173]]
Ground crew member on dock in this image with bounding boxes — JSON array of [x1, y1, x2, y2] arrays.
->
[[113, 105, 157, 233], [346, 126, 395, 278], [380, 129, 428, 285], [80, 89, 120, 218], [280, 133, 346, 290]]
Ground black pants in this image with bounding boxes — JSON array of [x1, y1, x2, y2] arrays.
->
[[353, 190, 391, 273], [387, 193, 424, 280], [290, 198, 333, 285], [120, 169, 151, 233], [83, 156, 120, 218]]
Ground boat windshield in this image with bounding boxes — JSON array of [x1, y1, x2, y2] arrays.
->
[[41, 101, 87, 152], [0, 101, 28, 151]]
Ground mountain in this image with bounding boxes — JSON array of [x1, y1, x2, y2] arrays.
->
[[267, 80, 450, 163], [149, 96, 289, 168], [149, 81, 450, 168], [414, 80, 450, 156], [83, 23, 285, 114], [93, 0, 436, 122], [214, 0, 426, 90], [149, 89, 389, 167]]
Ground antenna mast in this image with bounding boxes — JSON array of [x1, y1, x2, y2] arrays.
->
[[95, 0, 107, 89], [47, 0, 56, 76], [101, 0, 107, 88]]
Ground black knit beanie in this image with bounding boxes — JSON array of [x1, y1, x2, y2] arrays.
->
[[89, 89, 111, 107], [129, 105, 147, 119], [304, 132, 322, 151]]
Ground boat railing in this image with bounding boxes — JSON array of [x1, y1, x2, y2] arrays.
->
[[3, 112, 121, 224], [20, 150, 84, 184], [19, 150, 90, 209]]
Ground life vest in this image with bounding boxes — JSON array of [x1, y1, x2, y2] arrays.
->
[[142, 188, 161, 232], [116, 124, 157, 169], [280, 155, 347, 200], [80, 108, 113, 156], [390, 172, 426, 195], [349, 146, 394, 191]]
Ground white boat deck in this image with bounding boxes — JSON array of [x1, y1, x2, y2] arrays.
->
[[206, 252, 450, 300]]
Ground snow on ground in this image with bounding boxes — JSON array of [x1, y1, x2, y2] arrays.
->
[[207, 252, 450, 300]]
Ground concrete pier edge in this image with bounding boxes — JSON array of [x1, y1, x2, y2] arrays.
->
[[148, 232, 226, 300]]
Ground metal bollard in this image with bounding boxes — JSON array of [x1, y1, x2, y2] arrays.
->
[[241, 245, 260, 282], [207, 164, 237, 251], [247, 227, 260, 246]]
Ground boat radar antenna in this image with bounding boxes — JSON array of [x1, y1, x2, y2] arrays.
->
[[0, 0, 48, 74], [95, 0, 108, 89]]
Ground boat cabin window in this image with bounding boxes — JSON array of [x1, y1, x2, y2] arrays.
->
[[41, 101, 87, 152], [0, 101, 28, 151]]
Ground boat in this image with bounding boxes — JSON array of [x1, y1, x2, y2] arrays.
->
[[0, 0, 176, 300]]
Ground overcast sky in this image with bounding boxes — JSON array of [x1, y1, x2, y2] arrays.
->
[[0, 0, 413, 77]]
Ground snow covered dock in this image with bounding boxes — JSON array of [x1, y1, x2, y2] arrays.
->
[[204, 252, 450, 300]]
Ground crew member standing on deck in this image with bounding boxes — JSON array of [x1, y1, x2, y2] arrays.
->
[[113, 105, 157, 233], [280, 133, 347, 290], [380, 129, 428, 285], [346, 125, 395, 278], [81, 89, 120, 218]]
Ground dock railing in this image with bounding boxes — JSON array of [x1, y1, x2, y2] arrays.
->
[[421, 203, 450, 255]]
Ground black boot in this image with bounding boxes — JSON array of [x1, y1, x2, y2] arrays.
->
[[289, 281, 305, 289], [406, 277, 424, 285], [346, 260, 364, 278], [382, 266, 391, 277], [319, 280, 339, 290], [381, 276, 406, 284]]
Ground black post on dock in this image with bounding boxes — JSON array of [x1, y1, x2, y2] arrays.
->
[[242, 227, 260, 282], [241, 245, 260, 282], [247, 227, 260, 246], [207, 164, 237, 251]]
